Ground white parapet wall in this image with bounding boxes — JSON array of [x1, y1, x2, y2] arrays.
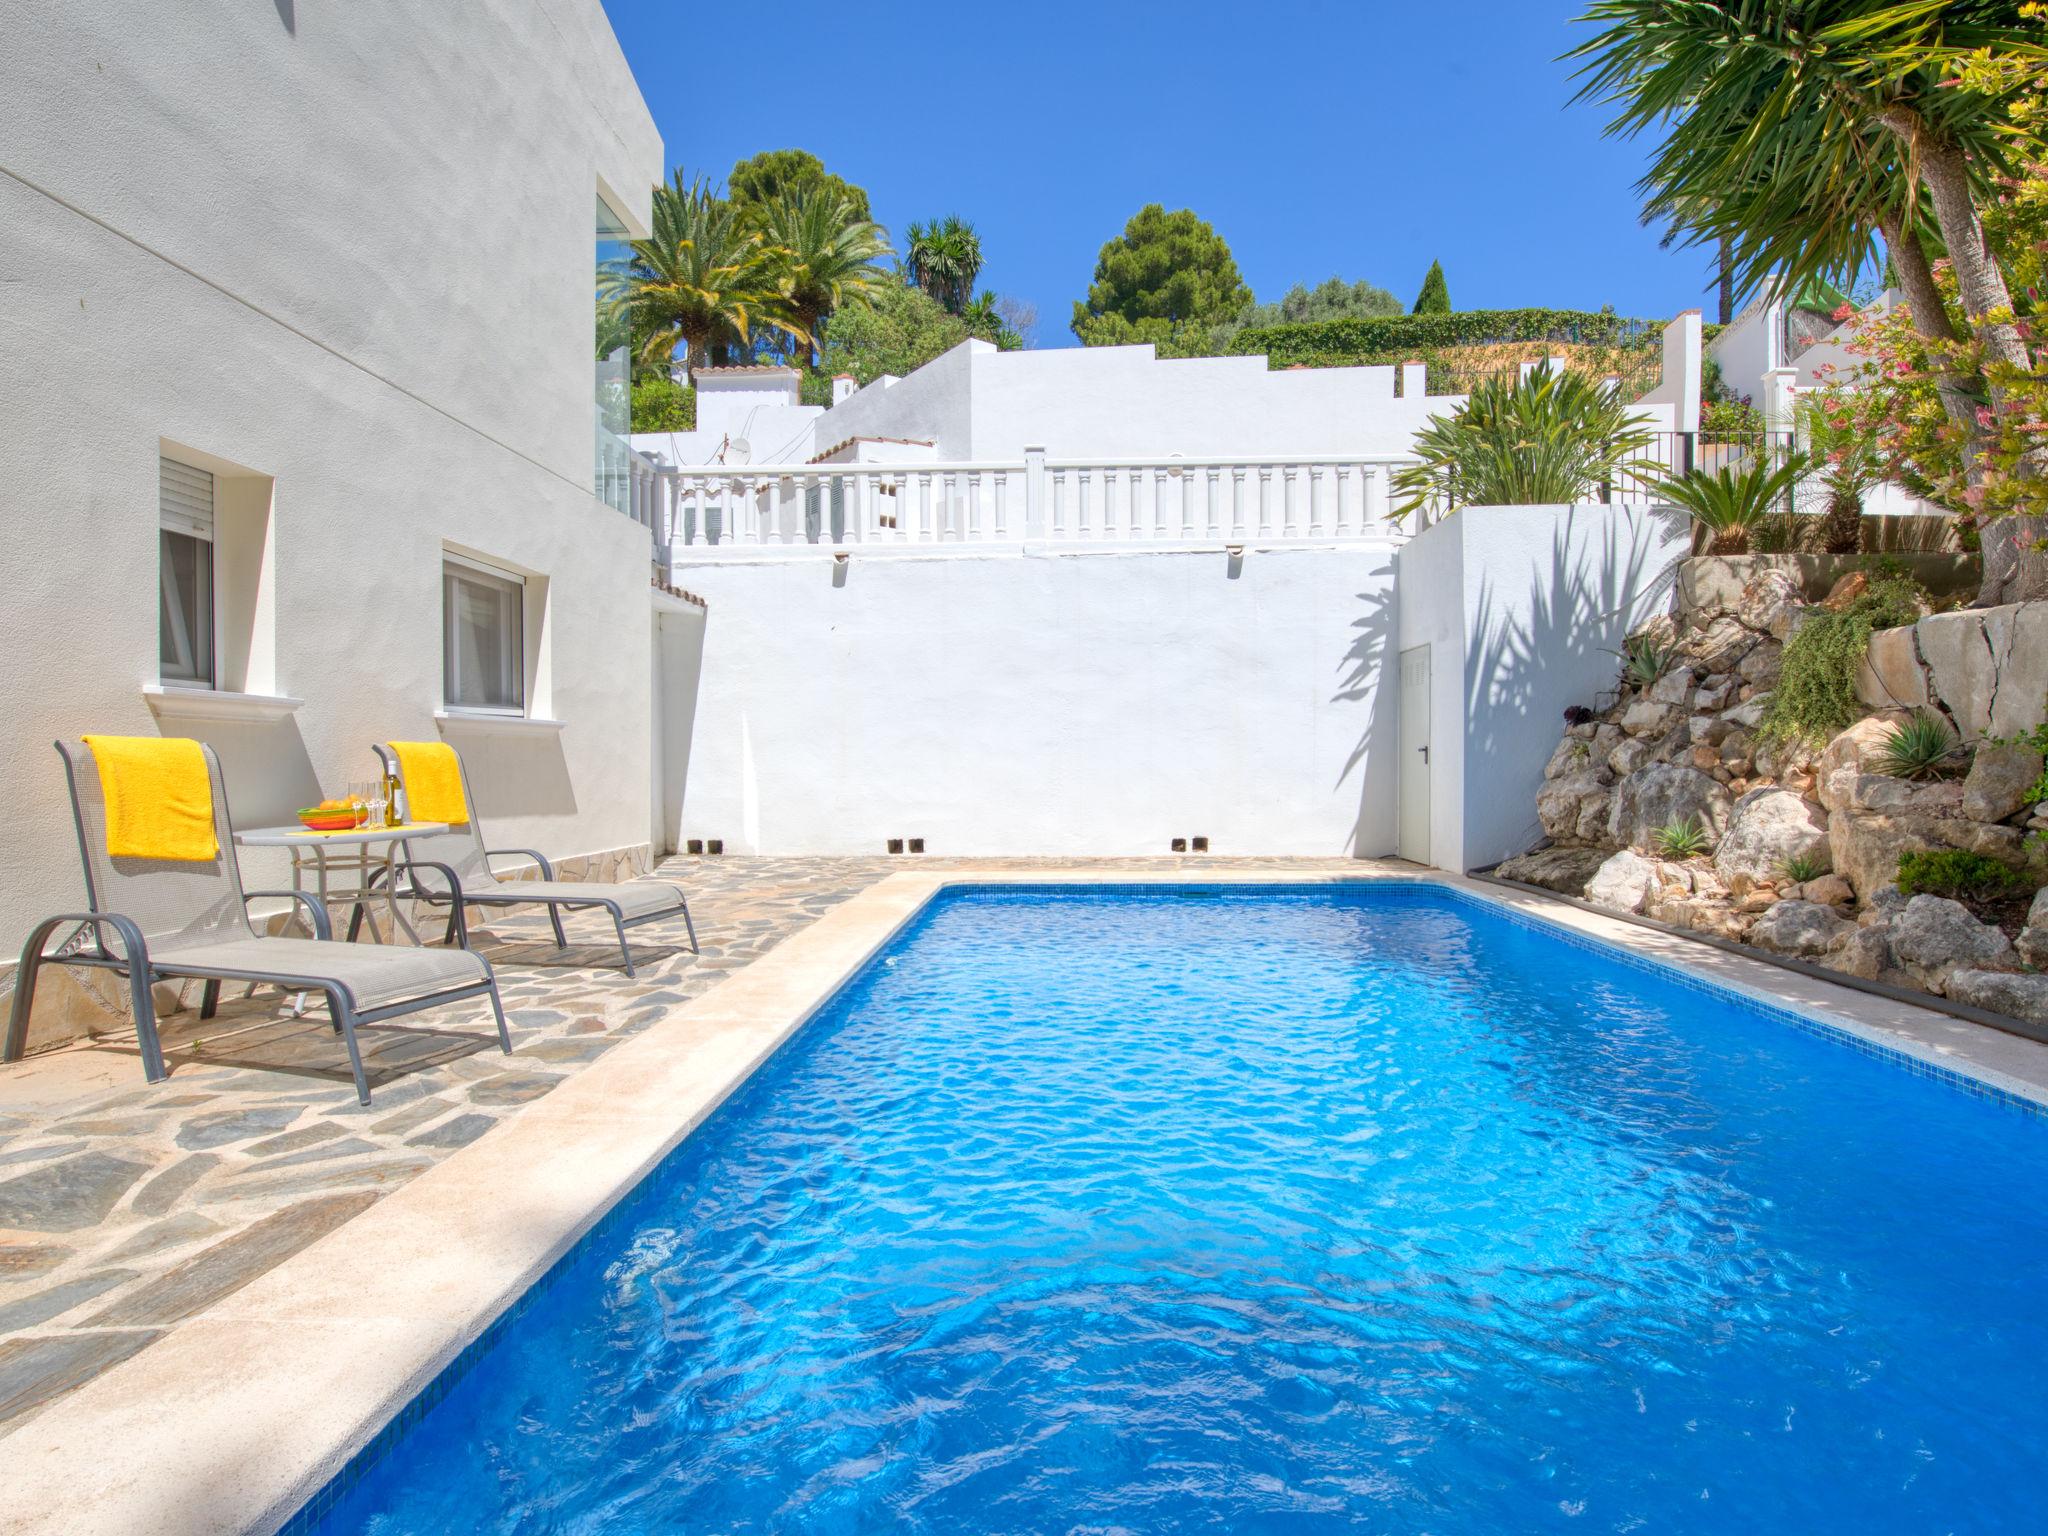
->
[[669, 545, 1400, 857], [1395, 503, 1692, 873]]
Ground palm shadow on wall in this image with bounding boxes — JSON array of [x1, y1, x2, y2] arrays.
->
[[1333, 566, 1399, 858], [1462, 506, 1686, 864]]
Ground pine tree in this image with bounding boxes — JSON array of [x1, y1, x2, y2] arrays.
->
[[1411, 259, 1451, 315]]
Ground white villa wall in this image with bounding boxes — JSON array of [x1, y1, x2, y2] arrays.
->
[[1397, 503, 1691, 873], [0, 0, 665, 953], [806, 341, 1451, 462], [670, 547, 1400, 857]]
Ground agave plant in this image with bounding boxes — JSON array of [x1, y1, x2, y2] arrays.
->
[[1874, 709, 1963, 781], [1611, 631, 1678, 690], [1653, 816, 1710, 860], [1653, 453, 1813, 556], [1778, 851, 1827, 885], [1391, 364, 1654, 522]]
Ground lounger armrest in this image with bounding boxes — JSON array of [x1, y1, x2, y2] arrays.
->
[[243, 889, 333, 942], [399, 859, 466, 900], [484, 847, 554, 880], [17, 911, 150, 969]]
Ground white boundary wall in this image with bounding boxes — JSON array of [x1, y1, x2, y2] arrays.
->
[[672, 546, 1400, 857], [1396, 503, 1691, 872]]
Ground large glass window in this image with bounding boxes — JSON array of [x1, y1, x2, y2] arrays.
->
[[158, 456, 215, 687], [442, 556, 525, 714]]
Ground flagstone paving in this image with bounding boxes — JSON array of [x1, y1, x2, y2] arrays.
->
[[0, 854, 1370, 1432]]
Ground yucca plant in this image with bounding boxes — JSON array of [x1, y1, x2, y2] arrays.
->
[[1653, 454, 1814, 555], [1653, 816, 1710, 859], [1392, 364, 1654, 522], [1611, 631, 1678, 690], [1874, 709, 1963, 780]]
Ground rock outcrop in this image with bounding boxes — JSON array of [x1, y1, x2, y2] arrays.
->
[[1512, 558, 2048, 1034]]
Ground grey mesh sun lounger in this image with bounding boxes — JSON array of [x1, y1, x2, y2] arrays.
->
[[3, 741, 510, 1105], [371, 743, 696, 978]]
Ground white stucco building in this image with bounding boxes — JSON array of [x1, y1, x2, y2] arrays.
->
[[0, 0, 669, 1029]]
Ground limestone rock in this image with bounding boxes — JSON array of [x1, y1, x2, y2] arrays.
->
[[1857, 624, 1929, 710], [1820, 570, 1868, 610], [1495, 846, 1613, 895], [1733, 566, 1803, 637], [1824, 924, 1894, 981], [1607, 737, 1653, 778], [1961, 741, 2045, 823], [1827, 809, 1946, 900], [1801, 873, 1854, 907], [1572, 790, 1614, 846], [1737, 640, 1783, 688], [1543, 735, 1593, 781], [1715, 788, 1831, 885], [1608, 765, 1735, 852], [2018, 888, 2048, 970], [1648, 668, 1695, 706], [1621, 700, 1672, 737], [1889, 894, 2016, 991], [1946, 968, 2048, 1026], [1536, 768, 1609, 843], [1816, 712, 1911, 812], [1584, 850, 1659, 915], [1689, 616, 1758, 674], [1695, 678, 1737, 713], [1721, 694, 1771, 730], [1750, 899, 1856, 957]]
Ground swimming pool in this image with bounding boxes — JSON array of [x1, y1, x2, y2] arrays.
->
[[298, 883, 2048, 1534]]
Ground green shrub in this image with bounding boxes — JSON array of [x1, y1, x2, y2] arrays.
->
[[1230, 307, 1660, 367], [1873, 710, 1963, 781], [1653, 456, 1813, 556], [1779, 851, 1827, 884], [1391, 365, 1654, 520], [1654, 816, 1710, 859], [1895, 848, 2028, 904], [1612, 632, 1678, 690], [1758, 574, 1926, 745], [630, 377, 695, 431]]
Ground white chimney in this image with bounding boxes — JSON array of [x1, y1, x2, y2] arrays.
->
[[832, 373, 858, 405]]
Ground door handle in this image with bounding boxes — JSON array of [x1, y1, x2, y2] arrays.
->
[[1417, 746, 1429, 763]]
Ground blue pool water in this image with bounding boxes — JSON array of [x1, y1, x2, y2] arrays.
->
[[304, 885, 2048, 1534]]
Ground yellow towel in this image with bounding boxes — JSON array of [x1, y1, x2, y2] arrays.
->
[[81, 735, 219, 862], [389, 741, 469, 827]]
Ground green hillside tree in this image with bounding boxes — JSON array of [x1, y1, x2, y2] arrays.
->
[[728, 149, 871, 223], [1072, 204, 1250, 339], [1411, 260, 1451, 315]]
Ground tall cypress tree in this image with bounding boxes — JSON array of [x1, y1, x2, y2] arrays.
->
[[1411, 259, 1451, 315]]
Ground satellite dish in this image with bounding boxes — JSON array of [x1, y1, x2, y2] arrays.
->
[[727, 437, 752, 465]]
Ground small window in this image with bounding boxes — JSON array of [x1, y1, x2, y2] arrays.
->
[[159, 457, 215, 687], [442, 555, 525, 714]]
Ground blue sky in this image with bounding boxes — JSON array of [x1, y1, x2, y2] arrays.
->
[[598, 0, 1717, 345]]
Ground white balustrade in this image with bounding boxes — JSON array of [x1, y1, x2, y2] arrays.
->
[[650, 454, 1418, 559]]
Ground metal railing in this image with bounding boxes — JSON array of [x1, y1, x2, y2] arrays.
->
[[639, 450, 1420, 561]]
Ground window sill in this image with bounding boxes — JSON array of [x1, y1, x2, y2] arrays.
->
[[434, 710, 566, 735], [142, 685, 304, 724]]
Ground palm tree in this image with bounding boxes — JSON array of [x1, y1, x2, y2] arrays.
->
[[599, 170, 804, 379], [1570, 2, 2036, 469], [752, 191, 893, 368], [905, 216, 983, 315]]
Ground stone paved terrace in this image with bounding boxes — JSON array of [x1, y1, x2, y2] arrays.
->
[[0, 854, 1370, 1434]]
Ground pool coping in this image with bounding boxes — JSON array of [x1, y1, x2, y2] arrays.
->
[[5, 866, 2046, 1536]]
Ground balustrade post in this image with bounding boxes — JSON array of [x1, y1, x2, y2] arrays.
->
[[1257, 467, 1274, 537], [1023, 445, 1047, 538], [1308, 466, 1327, 537]]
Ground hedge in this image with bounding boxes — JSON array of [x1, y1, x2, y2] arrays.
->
[[1229, 307, 1664, 367]]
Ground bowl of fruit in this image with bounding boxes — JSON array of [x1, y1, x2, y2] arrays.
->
[[297, 800, 365, 832]]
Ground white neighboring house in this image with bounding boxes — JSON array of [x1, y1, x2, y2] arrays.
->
[[1708, 286, 1943, 518], [1, 0, 670, 1042]]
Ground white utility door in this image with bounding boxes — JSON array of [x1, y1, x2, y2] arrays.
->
[[1398, 645, 1431, 865]]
